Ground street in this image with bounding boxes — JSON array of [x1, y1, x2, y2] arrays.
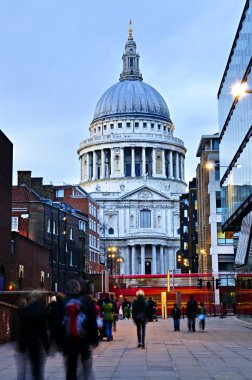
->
[[1, 316, 252, 379]]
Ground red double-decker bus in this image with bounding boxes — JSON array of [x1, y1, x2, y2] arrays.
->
[[109, 273, 223, 315]]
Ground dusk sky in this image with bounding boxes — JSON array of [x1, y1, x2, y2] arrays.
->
[[0, 0, 245, 186]]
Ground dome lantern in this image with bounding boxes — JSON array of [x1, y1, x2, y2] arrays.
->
[[119, 20, 143, 82]]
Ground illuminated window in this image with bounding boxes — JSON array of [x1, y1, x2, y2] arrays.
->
[[11, 217, 18, 231], [47, 218, 51, 233]]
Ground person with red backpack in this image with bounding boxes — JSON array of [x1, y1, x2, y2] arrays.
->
[[62, 279, 98, 380]]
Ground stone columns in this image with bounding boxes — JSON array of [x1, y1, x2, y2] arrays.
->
[[120, 147, 124, 177], [92, 151, 97, 180], [160, 246, 164, 274], [80, 156, 83, 182], [162, 149, 166, 178], [86, 153, 90, 180], [100, 149, 105, 179], [176, 152, 179, 179], [181, 155, 185, 181], [110, 148, 115, 177], [169, 150, 173, 178], [142, 147, 146, 177], [152, 245, 157, 274], [152, 148, 156, 177], [141, 244, 145, 274], [131, 245, 136, 274], [131, 147, 135, 177], [126, 246, 130, 275]]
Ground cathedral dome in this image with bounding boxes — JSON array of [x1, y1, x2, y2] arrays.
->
[[92, 20, 171, 124], [93, 80, 171, 123]]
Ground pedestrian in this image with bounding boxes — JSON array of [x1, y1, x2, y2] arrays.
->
[[171, 303, 181, 331], [198, 302, 207, 331], [16, 297, 29, 380], [132, 289, 148, 349], [46, 293, 66, 352], [110, 294, 119, 332], [147, 297, 156, 322], [20, 290, 49, 380], [103, 297, 114, 341], [62, 279, 98, 380], [186, 294, 198, 332]]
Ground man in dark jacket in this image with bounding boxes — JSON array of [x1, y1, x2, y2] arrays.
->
[[132, 290, 148, 349], [186, 295, 198, 332]]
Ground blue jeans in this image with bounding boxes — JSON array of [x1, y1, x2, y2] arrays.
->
[[104, 320, 113, 340], [173, 319, 180, 331]]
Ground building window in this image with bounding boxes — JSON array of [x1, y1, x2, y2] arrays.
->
[[69, 251, 73, 266], [11, 217, 19, 231], [55, 189, 64, 198], [110, 124, 114, 129], [127, 122, 131, 128], [70, 228, 73, 240], [140, 210, 151, 228], [98, 126, 101, 132], [183, 226, 188, 233], [108, 227, 114, 235], [158, 124, 161, 130], [94, 128, 96, 133], [118, 123, 122, 128], [143, 122, 147, 128], [215, 166, 220, 180], [103, 124, 107, 130], [47, 218, 51, 233], [212, 139, 219, 150], [217, 223, 233, 244], [11, 240, 15, 256], [135, 122, 139, 128], [53, 221, 57, 235], [216, 191, 221, 213], [164, 125, 167, 132], [151, 123, 154, 129], [79, 220, 86, 231]]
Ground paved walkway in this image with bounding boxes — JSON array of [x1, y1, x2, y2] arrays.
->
[[1, 316, 252, 379]]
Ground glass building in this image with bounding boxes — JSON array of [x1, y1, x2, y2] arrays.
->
[[218, 0, 252, 269]]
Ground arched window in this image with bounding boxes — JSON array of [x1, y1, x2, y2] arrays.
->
[[140, 210, 151, 228]]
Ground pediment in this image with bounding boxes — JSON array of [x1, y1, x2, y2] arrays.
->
[[119, 185, 171, 201]]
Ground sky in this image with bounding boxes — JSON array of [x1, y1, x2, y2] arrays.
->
[[0, 0, 246, 186]]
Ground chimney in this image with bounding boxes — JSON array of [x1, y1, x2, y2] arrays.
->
[[31, 177, 43, 197], [17, 171, 32, 187]]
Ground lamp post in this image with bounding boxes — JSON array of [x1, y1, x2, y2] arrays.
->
[[116, 257, 124, 275], [107, 246, 117, 275]]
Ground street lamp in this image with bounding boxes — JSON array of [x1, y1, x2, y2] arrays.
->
[[107, 246, 118, 275], [205, 162, 242, 170]]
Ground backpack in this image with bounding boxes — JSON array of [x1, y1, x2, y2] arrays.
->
[[64, 298, 88, 339]]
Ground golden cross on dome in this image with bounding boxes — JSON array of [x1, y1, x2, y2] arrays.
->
[[128, 19, 133, 40]]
